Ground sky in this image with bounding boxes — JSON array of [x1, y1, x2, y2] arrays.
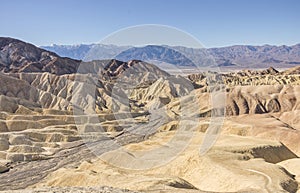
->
[[0, 0, 299, 48]]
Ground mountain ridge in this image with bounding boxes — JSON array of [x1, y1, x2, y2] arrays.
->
[[0, 37, 168, 76], [41, 42, 300, 68]]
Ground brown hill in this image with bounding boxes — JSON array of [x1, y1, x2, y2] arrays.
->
[[0, 37, 81, 75]]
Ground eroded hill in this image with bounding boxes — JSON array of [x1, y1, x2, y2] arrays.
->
[[0, 37, 300, 193]]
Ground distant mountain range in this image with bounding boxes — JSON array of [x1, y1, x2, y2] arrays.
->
[[0, 37, 167, 76], [1, 37, 299, 71], [42, 43, 300, 68], [41, 44, 131, 61], [115, 45, 196, 67]]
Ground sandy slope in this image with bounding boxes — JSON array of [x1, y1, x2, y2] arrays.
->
[[278, 158, 300, 193], [34, 131, 298, 193]]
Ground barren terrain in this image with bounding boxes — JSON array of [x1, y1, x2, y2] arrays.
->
[[0, 38, 300, 193]]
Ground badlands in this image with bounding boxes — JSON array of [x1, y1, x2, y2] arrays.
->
[[0, 37, 300, 193]]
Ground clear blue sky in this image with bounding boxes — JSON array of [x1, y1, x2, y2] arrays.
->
[[1, 0, 299, 48]]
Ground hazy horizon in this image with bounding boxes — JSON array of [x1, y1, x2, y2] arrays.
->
[[4, 35, 299, 49], [41, 41, 300, 49], [1, 0, 299, 48]]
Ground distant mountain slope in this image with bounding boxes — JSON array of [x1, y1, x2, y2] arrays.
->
[[207, 44, 300, 68], [41, 44, 91, 60], [42, 43, 300, 68], [115, 45, 196, 67], [41, 44, 131, 61]]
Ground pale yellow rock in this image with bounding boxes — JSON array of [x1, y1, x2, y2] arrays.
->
[[36, 132, 298, 193]]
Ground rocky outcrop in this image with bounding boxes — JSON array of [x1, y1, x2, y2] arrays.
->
[[188, 67, 300, 87], [225, 85, 300, 116]]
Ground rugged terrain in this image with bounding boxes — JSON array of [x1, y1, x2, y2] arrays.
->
[[42, 42, 300, 68], [1, 37, 300, 193]]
